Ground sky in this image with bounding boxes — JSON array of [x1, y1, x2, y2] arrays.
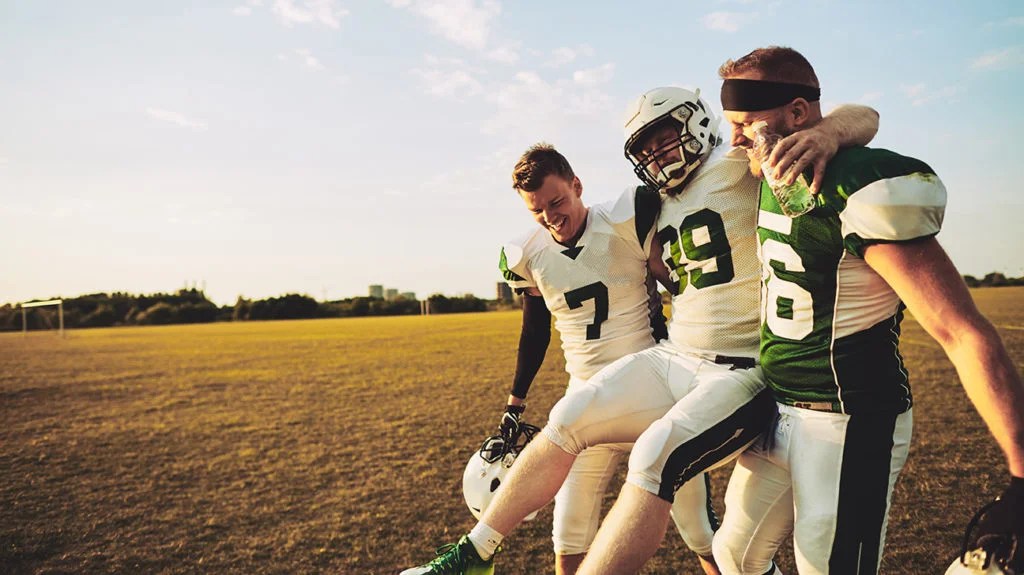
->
[[2, 0, 1022, 306]]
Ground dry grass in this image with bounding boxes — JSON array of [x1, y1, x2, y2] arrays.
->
[[2, 287, 1023, 574]]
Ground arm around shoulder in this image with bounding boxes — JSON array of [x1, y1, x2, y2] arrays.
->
[[771, 103, 879, 194], [821, 103, 879, 148]]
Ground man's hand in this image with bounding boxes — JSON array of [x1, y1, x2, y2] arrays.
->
[[771, 126, 840, 196], [498, 404, 527, 442], [961, 477, 1024, 573]]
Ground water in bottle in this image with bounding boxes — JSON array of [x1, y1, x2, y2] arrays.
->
[[751, 121, 816, 217]]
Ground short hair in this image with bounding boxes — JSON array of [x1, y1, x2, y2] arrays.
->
[[512, 143, 575, 193], [718, 46, 819, 88]]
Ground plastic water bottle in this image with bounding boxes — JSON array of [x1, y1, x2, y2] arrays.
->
[[751, 121, 816, 217]]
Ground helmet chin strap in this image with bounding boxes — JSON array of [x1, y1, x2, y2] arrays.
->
[[657, 150, 702, 193]]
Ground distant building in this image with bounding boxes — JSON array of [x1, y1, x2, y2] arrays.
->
[[369, 284, 384, 299], [385, 288, 399, 301], [496, 282, 513, 303], [400, 292, 417, 301]]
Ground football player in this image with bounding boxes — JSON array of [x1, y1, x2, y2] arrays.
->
[[711, 45, 1024, 575], [492, 143, 721, 574], [400, 91, 879, 575]]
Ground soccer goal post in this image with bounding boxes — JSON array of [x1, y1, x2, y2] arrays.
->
[[20, 299, 65, 337]]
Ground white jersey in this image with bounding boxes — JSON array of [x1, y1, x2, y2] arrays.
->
[[656, 146, 761, 357], [500, 187, 662, 380]]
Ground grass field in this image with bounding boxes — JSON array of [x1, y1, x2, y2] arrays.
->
[[2, 287, 1023, 574]]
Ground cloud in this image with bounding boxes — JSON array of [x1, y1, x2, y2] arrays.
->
[[984, 16, 1024, 28], [276, 49, 327, 70], [412, 55, 484, 99], [418, 146, 513, 196], [233, 0, 262, 15], [146, 108, 208, 131], [294, 48, 325, 70], [971, 46, 1024, 70], [480, 69, 614, 135], [899, 83, 926, 99], [408, 48, 615, 135], [273, 0, 349, 28], [484, 44, 519, 64], [388, 0, 501, 51], [700, 11, 755, 32], [547, 44, 594, 67], [572, 63, 614, 87], [899, 83, 963, 106]]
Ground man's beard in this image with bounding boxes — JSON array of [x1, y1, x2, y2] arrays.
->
[[746, 151, 762, 179], [745, 125, 793, 179]]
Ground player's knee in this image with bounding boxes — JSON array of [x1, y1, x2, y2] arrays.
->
[[545, 385, 600, 454], [712, 535, 745, 574], [626, 419, 677, 499], [551, 490, 600, 555], [551, 534, 590, 556], [713, 532, 778, 575], [672, 514, 714, 556]]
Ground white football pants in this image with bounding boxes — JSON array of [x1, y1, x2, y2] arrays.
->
[[712, 404, 912, 575], [552, 376, 717, 556], [543, 343, 773, 550]]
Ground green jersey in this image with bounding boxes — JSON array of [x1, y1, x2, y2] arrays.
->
[[756, 146, 946, 415]]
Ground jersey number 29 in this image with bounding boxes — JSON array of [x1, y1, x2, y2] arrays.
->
[[657, 208, 735, 292]]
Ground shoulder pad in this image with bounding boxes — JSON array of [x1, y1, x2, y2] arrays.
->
[[604, 187, 640, 224], [724, 146, 748, 160], [499, 229, 542, 287], [840, 171, 946, 243], [826, 148, 947, 243]]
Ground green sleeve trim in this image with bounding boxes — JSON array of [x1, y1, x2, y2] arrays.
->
[[844, 232, 939, 258], [499, 247, 526, 282], [818, 147, 937, 212]]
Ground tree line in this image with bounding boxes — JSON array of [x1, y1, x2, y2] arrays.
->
[[5, 274, 1020, 332], [962, 272, 1024, 287], [0, 289, 490, 331]]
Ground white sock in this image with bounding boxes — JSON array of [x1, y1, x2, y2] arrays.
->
[[467, 522, 503, 560]]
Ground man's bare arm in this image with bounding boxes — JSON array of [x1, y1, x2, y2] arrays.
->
[[864, 238, 1024, 476]]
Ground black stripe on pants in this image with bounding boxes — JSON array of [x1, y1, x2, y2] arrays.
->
[[704, 473, 720, 531], [829, 412, 899, 574], [658, 388, 776, 502]]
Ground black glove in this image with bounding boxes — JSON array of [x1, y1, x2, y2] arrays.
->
[[962, 476, 1024, 573], [498, 404, 526, 442]]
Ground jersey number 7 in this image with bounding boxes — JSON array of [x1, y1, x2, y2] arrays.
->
[[565, 282, 609, 341]]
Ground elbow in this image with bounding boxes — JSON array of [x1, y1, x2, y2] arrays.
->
[[864, 109, 880, 144], [930, 315, 1000, 357]]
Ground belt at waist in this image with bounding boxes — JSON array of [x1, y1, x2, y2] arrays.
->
[[787, 400, 842, 413], [712, 355, 756, 370]]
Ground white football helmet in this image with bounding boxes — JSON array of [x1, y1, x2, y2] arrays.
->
[[946, 550, 1013, 575], [623, 86, 720, 194], [462, 424, 541, 522], [946, 499, 1021, 575]]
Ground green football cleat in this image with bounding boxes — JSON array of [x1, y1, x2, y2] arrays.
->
[[399, 535, 495, 575]]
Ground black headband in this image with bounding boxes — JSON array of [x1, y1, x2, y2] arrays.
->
[[720, 79, 821, 111]]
